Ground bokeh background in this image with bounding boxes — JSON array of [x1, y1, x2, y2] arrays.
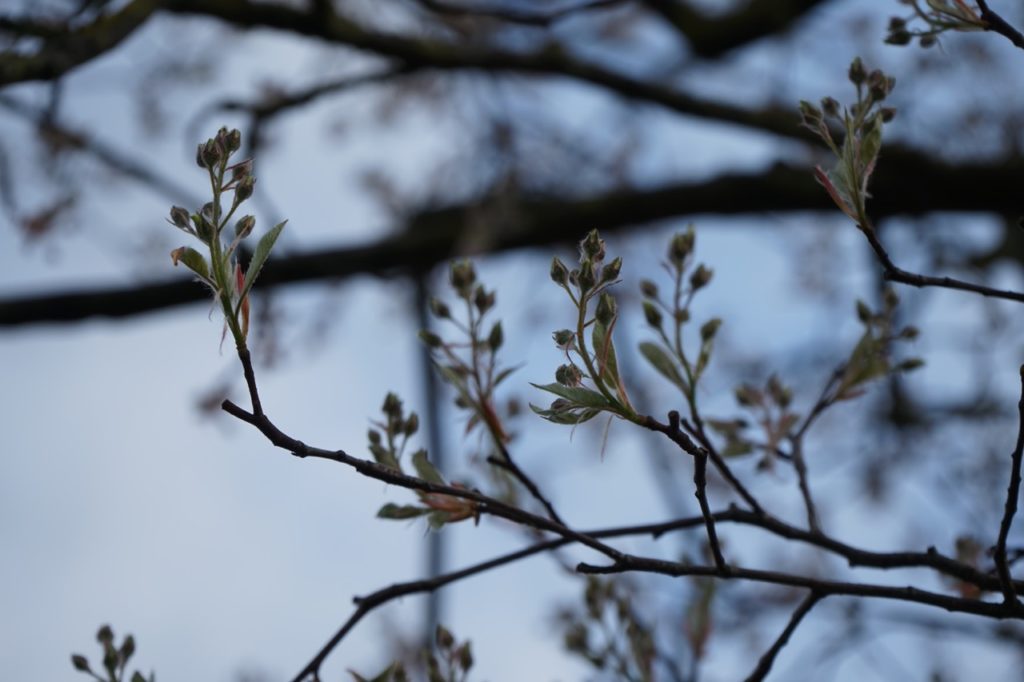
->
[[2, 0, 1024, 680]]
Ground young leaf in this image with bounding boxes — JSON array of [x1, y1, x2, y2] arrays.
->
[[238, 220, 286, 304], [531, 383, 611, 410], [529, 403, 602, 425], [377, 503, 429, 520], [638, 342, 687, 393], [170, 246, 211, 283], [412, 449, 445, 485]]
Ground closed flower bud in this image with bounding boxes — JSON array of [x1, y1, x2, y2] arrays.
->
[[599, 256, 622, 284], [71, 655, 91, 672], [639, 279, 658, 298], [577, 258, 596, 292], [231, 159, 253, 182], [368, 429, 382, 445], [919, 34, 936, 48], [734, 384, 762, 407], [699, 317, 721, 342], [880, 106, 897, 123], [885, 29, 912, 45], [848, 57, 867, 85], [550, 257, 569, 285], [429, 297, 450, 318], [580, 229, 605, 262], [382, 392, 403, 417], [473, 285, 495, 314], [552, 329, 575, 349], [225, 128, 242, 153], [195, 143, 206, 168], [487, 321, 503, 351], [418, 329, 443, 348], [555, 363, 583, 387], [234, 214, 255, 239], [799, 100, 823, 127], [595, 292, 617, 326], [404, 412, 419, 436], [642, 301, 662, 328], [201, 138, 222, 168], [669, 228, 695, 267], [234, 175, 256, 204], [821, 96, 840, 118], [689, 264, 713, 290], [169, 206, 191, 230], [449, 260, 476, 297], [899, 325, 919, 340]]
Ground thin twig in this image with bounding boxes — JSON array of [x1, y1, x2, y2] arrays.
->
[[994, 365, 1024, 605], [576, 557, 1024, 619], [743, 591, 823, 682], [486, 450, 565, 525], [859, 224, 1024, 304]]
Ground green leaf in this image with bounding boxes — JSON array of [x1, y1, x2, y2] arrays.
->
[[238, 220, 286, 305], [529, 403, 602, 425], [531, 383, 611, 409], [592, 319, 621, 394], [638, 342, 687, 392], [377, 503, 429, 520], [721, 439, 753, 457], [412, 449, 445, 485], [369, 443, 400, 472], [493, 365, 520, 387], [170, 246, 211, 283]]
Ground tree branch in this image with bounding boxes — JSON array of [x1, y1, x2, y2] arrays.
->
[[743, 590, 823, 682], [977, 0, 1024, 51], [994, 365, 1024, 605], [642, 0, 827, 58], [0, 0, 160, 85]]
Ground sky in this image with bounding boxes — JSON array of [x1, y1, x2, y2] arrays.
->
[[2, 2, 1024, 681]]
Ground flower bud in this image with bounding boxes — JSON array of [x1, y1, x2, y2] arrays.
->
[[599, 256, 622, 284], [550, 257, 569, 285], [225, 128, 242, 153], [820, 96, 840, 118], [418, 329, 443, 348], [473, 285, 495, 314], [879, 107, 897, 123], [201, 138, 222, 168], [668, 228, 695, 267], [429, 297, 450, 318], [848, 57, 867, 85], [552, 329, 575, 349], [382, 392, 402, 417], [898, 358, 925, 372], [689, 264, 713, 290], [449, 260, 476, 297], [169, 206, 191, 230], [798, 100, 823, 127], [580, 229, 605, 262], [404, 412, 419, 436], [699, 317, 721, 342], [231, 159, 253, 182], [234, 214, 255, 239], [639, 279, 658, 298], [487, 321, 503, 351], [234, 175, 256, 204], [595, 292, 617, 326], [577, 258, 596, 292], [555, 363, 583, 387], [368, 429, 382, 445], [642, 301, 662, 328]]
